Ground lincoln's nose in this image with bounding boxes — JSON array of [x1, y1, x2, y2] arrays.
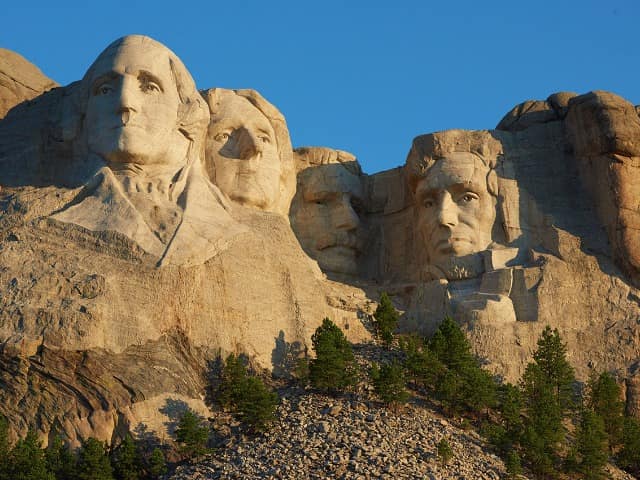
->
[[436, 193, 458, 228]]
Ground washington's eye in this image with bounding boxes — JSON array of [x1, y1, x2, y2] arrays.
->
[[214, 132, 231, 142], [140, 81, 161, 94], [422, 198, 435, 208]]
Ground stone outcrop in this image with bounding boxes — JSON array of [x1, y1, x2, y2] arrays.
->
[[2, 34, 640, 445], [0, 48, 57, 119]]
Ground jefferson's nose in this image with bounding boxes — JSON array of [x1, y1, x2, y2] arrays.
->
[[436, 193, 458, 228], [334, 195, 360, 230], [237, 128, 262, 159]]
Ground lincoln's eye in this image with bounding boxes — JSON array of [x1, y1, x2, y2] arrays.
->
[[215, 132, 231, 142], [95, 83, 113, 96], [460, 192, 479, 203]]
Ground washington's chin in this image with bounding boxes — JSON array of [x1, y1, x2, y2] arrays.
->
[[316, 246, 359, 275], [226, 186, 277, 211]]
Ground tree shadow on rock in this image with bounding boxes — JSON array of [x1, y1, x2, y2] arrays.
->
[[271, 330, 306, 380]]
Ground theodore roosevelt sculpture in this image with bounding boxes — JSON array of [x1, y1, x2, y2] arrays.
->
[[52, 35, 245, 266], [201, 88, 295, 216], [291, 146, 367, 276], [406, 130, 501, 280]]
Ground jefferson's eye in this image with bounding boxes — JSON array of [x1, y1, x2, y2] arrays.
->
[[214, 132, 231, 142], [258, 135, 271, 144]]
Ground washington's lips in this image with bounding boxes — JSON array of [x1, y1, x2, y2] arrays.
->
[[317, 231, 361, 251], [433, 236, 474, 252]]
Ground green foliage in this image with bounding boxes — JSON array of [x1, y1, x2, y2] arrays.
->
[[532, 326, 576, 413], [217, 353, 248, 409], [373, 292, 399, 346], [520, 362, 564, 475], [235, 376, 279, 432], [400, 335, 445, 389], [436, 438, 453, 465], [0, 415, 10, 480], [174, 409, 209, 458], [370, 360, 409, 406], [504, 449, 523, 478], [483, 385, 523, 455], [309, 318, 358, 394], [6, 430, 54, 480], [618, 416, 640, 475], [110, 434, 144, 480], [572, 409, 608, 480], [517, 326, 576, 476], [428, 317, 474, 372], [147, 448, 167, 479], [45, 436, 77, 480], [77, 438, 114, 480], [217, 353, 279, 432], [587, 371, 624, 450], [427, 318, 497, 415]]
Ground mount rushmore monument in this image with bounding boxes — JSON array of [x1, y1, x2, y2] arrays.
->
[[2, 35, 640, 445]]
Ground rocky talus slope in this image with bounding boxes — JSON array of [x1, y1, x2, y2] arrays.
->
[[169, 345, 634, 480]]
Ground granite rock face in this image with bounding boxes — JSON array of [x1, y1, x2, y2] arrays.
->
[[1, 34, 640, 445], [0, 48, 57, 119]]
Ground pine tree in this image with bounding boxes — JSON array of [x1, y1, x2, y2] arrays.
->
[[217, 353, 248, 409], [111, 433, 144, 480], [46, 436, 78, 480], [587, 371, 624, 450], [498, 383, 524, 452], [505, 449, 523, 478], [573, 409, 608, 480], [400, 335, 445, 390], [436, 438, 453, 465], [370, 360, 409, 407], [428, 317, 475, 373], [6, 430, 54, 480], [309, 318, 358, 394], [147, 448, 167, 479], [618, 416, 640, 476], [532, 326, 575, 413], [0, 415, 10, 480], [77, 438, 114, 480], [520, 362, 564, 475], [236, 376, 279, 432], [372, 292, 399, 346], [174, 409, 209, 458]]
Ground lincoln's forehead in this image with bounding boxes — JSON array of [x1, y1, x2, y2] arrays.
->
[[420, 152, 488, 192]]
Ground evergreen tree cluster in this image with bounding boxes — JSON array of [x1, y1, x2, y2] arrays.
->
[[0, 422, 167, 480], [401, 317, 497, 416], [217, 353, 279, 432]]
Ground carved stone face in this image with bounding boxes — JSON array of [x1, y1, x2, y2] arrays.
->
[[293, 163, 365, 275], [84, 41, 187, 168], [414, 152, 496, 269], [207, 94, 281, 210]]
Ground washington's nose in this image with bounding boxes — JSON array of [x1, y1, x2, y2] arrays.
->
[[436, 193, 458, 228], [117, 77, 139, 114], [237, 128, 262, 159], [334, 195, 360, 230]]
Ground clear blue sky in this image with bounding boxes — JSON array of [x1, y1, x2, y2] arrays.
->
[[2, 1, 638, 174]]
